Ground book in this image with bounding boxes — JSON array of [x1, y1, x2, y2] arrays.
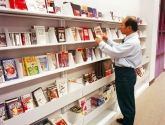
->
[[35, 0, 47, 13], [0, 0, 6, 8], [82, 27, 90, 40], [94, 26, 103, 38], [21, 93, 35, 112], [9, 0, 27, 10], [1, 58, 18, 81], [0, 65, 5, 83], [55, 27, 66, 42], [82, 48, 88, 61], [46, 52, 57, 69], [58, 51, 69, 68], [46, 85, 58, 101], [25, 0, 38, 11], [51, 114, 71, 125], [23, 56, 39, 76], [14, 33, 22, 46], [87, 7, 93, 17], [5, 97, 24, 119], [0, 33, 7, 47], [77, 27, 84, 41], [98, 11, 103, 19], [81, 5, 88, 17], [9, 33, 15, 46], [32, 26, 46, 44], [32, 87, 47, 107], [78, 98, 88, 115], [32, 118, 53, 125], [30, 31, 37, 45], [37, 55, 48, 72], [70, 27, 77, 41], [71, 3, 81, 16], [92, 8, 97, 18], [45, 0, 55, 13], [0, 102, 8, 120], [55, 78, 67, 98]]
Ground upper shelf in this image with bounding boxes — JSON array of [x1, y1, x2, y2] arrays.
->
[[0, 8, 147, 25]]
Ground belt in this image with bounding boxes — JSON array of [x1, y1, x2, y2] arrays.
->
[[115, 65, 134, 69]]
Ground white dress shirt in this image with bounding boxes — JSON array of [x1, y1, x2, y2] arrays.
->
[[99, 32, 142, 68]]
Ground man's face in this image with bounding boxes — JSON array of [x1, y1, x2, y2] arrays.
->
[[120, 18, 127, 35]]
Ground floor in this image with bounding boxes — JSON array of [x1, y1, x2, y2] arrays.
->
[[109, 72, 165, 125]]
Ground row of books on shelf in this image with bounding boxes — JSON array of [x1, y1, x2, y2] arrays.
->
[[0, 25, 147, 47], [30, 82, 115, 125], [0, 0, 61, 14], [0, 65, 114, 121], [0, 1, 147, 25], [0, 46, 109, 82]]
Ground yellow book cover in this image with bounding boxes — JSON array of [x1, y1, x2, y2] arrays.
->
[[24, 56, 39, 76], [22, 57, 28, 76]]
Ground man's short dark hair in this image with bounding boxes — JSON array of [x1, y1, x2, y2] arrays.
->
[[125, 17, 138, 32]]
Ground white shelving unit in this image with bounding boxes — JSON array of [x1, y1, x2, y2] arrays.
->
[[0, 2, 150, 125]]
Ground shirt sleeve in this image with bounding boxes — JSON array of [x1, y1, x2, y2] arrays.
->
[[99, 41, 134, 58], [106, 39, 120, 46]]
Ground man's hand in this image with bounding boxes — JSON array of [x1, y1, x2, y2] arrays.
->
[[102, 34, 108, 41], [95, 37, 102, 44]]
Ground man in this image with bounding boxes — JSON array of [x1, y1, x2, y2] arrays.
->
[[95, 16, 142, 125]]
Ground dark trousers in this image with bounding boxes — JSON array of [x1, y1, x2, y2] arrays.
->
[[115, 66, 136, 125]]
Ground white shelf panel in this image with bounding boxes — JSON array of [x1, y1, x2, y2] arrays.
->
[[75, 57, 110, 68], [83, 96, 116, 125], [141, 56, 150, 65], [0, 66, 74, 89], [75, 40, 95, 44], [82, 73, 115, 96], [135, 82, 149, 98], [136, 71, 149, 86], [0, 42, 75, 51], [0, 86, 83, 125], [113, 38, 123, 40], [0, 8, 72, 19], [86, 110, 117, 125]]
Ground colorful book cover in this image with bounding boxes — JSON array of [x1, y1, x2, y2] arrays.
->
[[71, 3, 81, 16], [9, 0, 27, 10], [92, 8, 97, 18], [1, 58, 18, 81], [88, 48, 93, 60], [55, 27, 66, 42], [55, 78, 67, 98], [78, 98, 88, 115], [32, 87, 47, 107], [35, 0, 47, 13], [0, 102, 8, 120], [82, 48, 88, 61], [46, 85, 58, 101], [25, 0, 38, 11], [45, 0, 55, 13], [21, 93, 35, 112], [81, 5, 88, 17], [87, 7, 93, 17], [0, 65, 5, 83], [5, 97, 24, 119], [71, 27, 77, 41], [82, 27, 90, 40], [51, 114, 71, 125], [98, 11, 103, 19], [77, 27, 84, 41], [0, 33, 7, 47], [94, 26, 103, 38], [23, 56, 39, 76], [37, 55, 48, 72]]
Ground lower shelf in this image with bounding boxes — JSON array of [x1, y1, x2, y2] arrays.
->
[[83, 96, 116, 125], [86, 110, 117, 125]]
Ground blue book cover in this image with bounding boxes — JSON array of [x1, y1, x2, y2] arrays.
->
[[1, 58, 18, 81]]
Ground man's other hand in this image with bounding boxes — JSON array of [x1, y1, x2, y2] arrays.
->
[[95, 37, 102, 44]]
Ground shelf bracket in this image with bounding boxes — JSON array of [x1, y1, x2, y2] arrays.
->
[[59, 19, 65, 27]]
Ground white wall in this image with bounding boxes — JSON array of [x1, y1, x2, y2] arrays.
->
[[140, 0, 160, 81], [56, 0, 140, 17]]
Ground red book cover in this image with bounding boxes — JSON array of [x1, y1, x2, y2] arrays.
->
[[21, 93, 34, 112], [21, 33, 26, 45], [9, 0, 27, 10], [82, 27, 90, 40]]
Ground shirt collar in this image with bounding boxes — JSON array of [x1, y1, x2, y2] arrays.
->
[[124, 32, 137, 42]]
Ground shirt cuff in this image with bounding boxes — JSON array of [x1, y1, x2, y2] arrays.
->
[[99, 41, 106, 49]]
